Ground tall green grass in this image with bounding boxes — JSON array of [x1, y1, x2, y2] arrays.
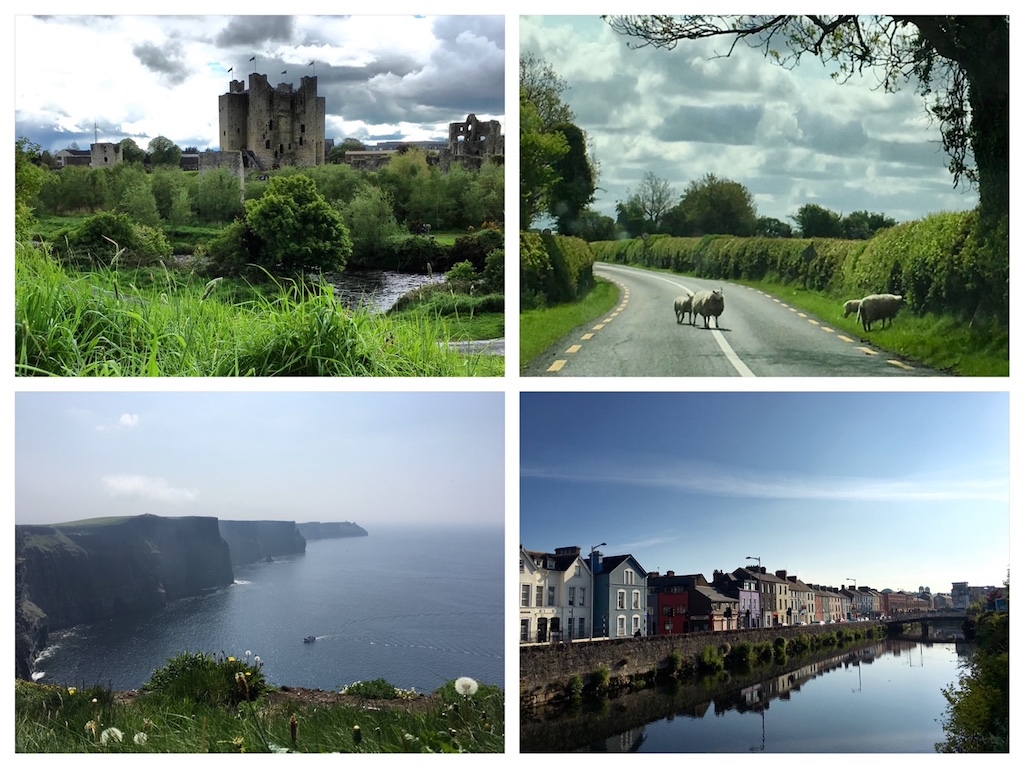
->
[[15, 244, 500, 376], [15, 653, 503, 753], [520, 278, 620, 369]]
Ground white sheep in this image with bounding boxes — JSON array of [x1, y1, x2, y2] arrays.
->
[[690, 289, 725, 329], [843, 299, 861, 318], [674, 295, 693, 324], [856, 293, 904, 331]]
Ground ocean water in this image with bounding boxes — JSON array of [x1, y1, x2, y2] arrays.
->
[[33, 525, 504, 694]]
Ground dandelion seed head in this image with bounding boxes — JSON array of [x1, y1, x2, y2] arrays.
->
[[454, 676, 479, 696], [100, 727, 124, 744], [134, 732, 148, 745]]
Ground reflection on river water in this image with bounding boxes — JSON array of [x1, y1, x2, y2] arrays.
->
[[521, 638, 970, 753], [325, 270, 445, 313]]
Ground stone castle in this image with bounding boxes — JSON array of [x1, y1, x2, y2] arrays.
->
[[218, 73, 326, 170]]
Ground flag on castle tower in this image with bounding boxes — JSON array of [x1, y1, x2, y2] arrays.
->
[[308, 61, 314, 66], [281, 70, 287, 75], [227, 67, 233, 73], [249, 56, 256, 62]]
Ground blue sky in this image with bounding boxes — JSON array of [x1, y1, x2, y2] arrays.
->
[[521, 392, 1009, 594], [521, 15, 980, 225], [16, 391, 504, 529]]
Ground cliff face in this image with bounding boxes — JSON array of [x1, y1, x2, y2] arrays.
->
[[296, 521, 369, 540], [217, 520, 306, 567], [15, 514, 235, 679]]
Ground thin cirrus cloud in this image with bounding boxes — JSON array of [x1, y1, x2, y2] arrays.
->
[[102, 474, 198, 504], [521, 461, 1008, 504]]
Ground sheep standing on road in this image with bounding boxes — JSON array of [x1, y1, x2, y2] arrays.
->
[[690, 289, 725, 329], [856, 293, 904, 332], [843, 299, 861, 318], [674, 295, 693, 324]]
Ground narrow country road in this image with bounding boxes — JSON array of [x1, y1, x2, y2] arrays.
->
[[523, 263, 940, 377]]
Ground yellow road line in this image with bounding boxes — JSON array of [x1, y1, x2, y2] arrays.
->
[[858, 347, 878, 356], [547, 360, 567, 372], [581, 333, 594, 340], [566, 345, 582, 354], [888, 360, 914, 370]]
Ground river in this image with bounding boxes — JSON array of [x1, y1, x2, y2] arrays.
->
[[521, 638, 968, 752], [325, 269, 445, 312], [33, 525, 503, 695]]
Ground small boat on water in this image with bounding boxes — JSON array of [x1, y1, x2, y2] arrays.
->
[[303, 635, 316, 643]]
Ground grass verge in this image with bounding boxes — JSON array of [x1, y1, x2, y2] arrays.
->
[[519, 278, 620, 369], [735, 278, 1009, 376]]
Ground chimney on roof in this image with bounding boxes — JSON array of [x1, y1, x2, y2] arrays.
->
[[555, 546, 581, 556], [776, 570, 787, 580], [666, 570, 675, 577]]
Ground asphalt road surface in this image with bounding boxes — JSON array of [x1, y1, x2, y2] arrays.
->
[[523, 263, 940, 377]]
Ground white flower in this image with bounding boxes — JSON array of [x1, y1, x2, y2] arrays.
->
[[100, 727, 124, 744], [454, 677, 479, 697], [246, 650, 252, 658], [254, 656, 261, 664], [133, 732, 148, 746]]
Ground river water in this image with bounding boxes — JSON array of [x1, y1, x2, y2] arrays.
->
[[522, 638, 968, 753], [325, 270, 445, 313], [33, 525, 503, 695]]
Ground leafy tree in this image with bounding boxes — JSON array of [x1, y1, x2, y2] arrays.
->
[[622, 171, 676, 233], [755, 216, 794, 238], [302, 163, 365, 206], [36, 165, 110, 214], [575, 209, 618, 242], [614, 197, 647, 239], [340, 185, 403, 267], [674, 172, 757, 236], [148, 135, 183, 167], [117, 178, 161, 227], [841, 210, 897, 239], [150, 167, 191, 220], [15, 138, 48, 239], [604, 15, 1009, 222], [520, 52, 576, 129], [245, 174, 352, 272], [118, 138, 146, 164], [793, 203, 843, 238], [465, 161, 505, 227], [548, 122, 596, 236], [520, 88, 568, 230], [375, 148, 432, 224], [327, 138, 366, 164], [194, 167, 243, 223], [182, 146, 199, 154], [167, 186, 194, 226]]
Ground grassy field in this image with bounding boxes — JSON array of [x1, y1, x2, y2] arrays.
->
[[15, 245, 502, 377], [15, 653, 503, 753], [520, 278, 621, 369]]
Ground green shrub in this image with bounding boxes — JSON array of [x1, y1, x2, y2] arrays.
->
[[481, 248, 505, 294], [567, 674, 584, 698], [342, 678, 402, 699], [381, 234, 452, 272], [592, 665, 611, 688], [727, 642, 756, 671], [449, 228, 504, 271], [142, 651, 267, 707], [446, 260, 479, 290], [698, 645, 725, 672]]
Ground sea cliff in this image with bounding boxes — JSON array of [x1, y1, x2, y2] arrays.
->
[[15, 514, 234, 680], [217, 519, 307, 566], [296, 521, 369, 540]]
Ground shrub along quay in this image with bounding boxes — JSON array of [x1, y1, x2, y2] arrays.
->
[[521, 621, 887, 708]]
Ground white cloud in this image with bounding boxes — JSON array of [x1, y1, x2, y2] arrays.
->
[[102, 474, 198, 504], [118, 413, 140, 428]]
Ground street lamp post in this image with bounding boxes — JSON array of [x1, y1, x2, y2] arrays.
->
[[847, 578, 857, 619]]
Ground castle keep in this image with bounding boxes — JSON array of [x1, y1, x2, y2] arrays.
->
[[218, 73, 326, 170]]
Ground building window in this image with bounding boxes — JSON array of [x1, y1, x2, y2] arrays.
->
[[617, 590, 626, 610], [547, 587, 556, 607], [624, 569, 635, 585], [519, 558, 524, 572], [301, 123, 306, 133], [568, 587, 576, 606], [574, 564, 581, 576], [632, 590, 641, 610], [617, 616, 627, 637], [269, 120, 274, 130], [520, 619, 530, 642], [535, 586, 543, 608], [632, 615, 641, 635], [578, 617, 586, 637], [521, 585, 530, 608], [579, 588, 586, 607]]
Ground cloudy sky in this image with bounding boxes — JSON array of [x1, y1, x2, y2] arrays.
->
[[15, 14, 504, 153], [15, 392, 504, 529], [521, 15, 980, 225], [521, 392, 1010, 594]]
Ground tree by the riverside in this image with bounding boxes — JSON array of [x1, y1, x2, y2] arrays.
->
[[148, 136, 183, 167], [245, 174, 352, 272], [604, 15, 1009, 223], [672, 173, 757, 236]]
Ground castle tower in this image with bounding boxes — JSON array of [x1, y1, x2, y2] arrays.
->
[[218, 73, 326, 170]]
